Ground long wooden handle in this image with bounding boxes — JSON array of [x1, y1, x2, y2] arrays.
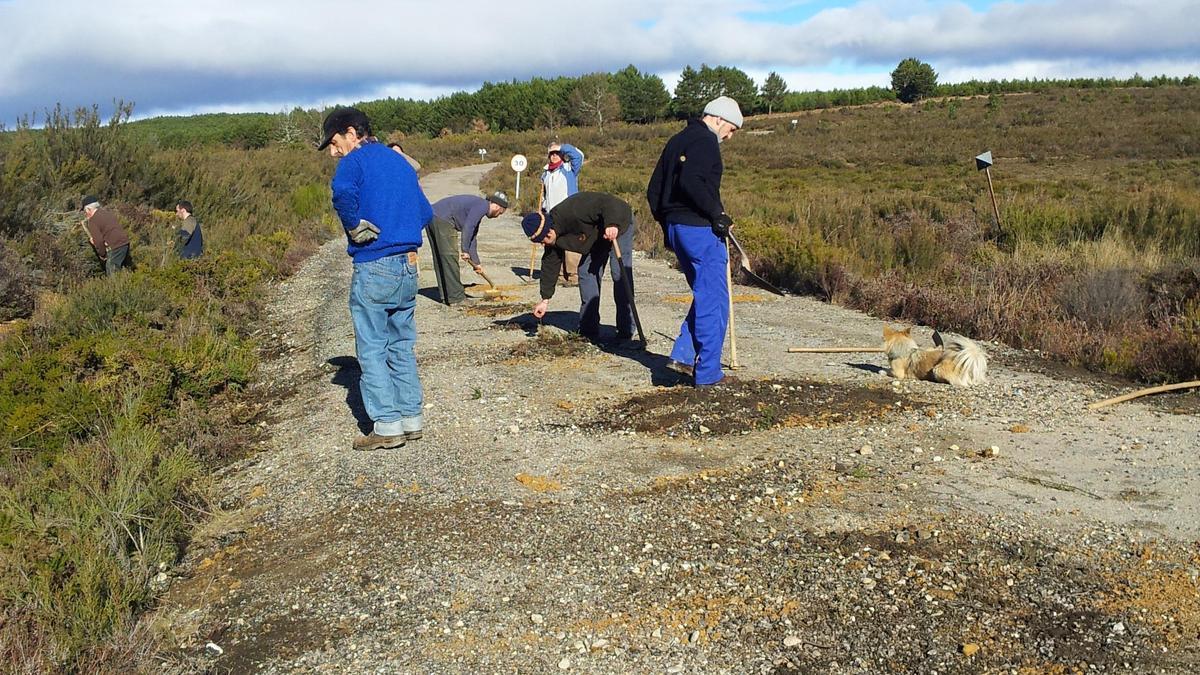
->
[[473, 265, 496, 289], [611, 240, 646, 344], [528, 245, 538, 281], [726, 239, 740, 369], [1088, 380, 1200, 410], [788, 347, 885, 353]]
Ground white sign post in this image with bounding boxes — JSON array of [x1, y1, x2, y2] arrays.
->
[[477, 148, 488, 162], [510, 154, 528, 201]]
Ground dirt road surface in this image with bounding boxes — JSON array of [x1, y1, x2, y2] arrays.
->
[[156, 164, 1200, 674]]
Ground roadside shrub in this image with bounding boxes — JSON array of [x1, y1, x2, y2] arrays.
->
[[0, 240, 35, 320], [0, 408, 199, 670], [1057, 267, 1147, 329]]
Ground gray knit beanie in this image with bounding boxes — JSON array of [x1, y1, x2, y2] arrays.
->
[[702, 96, 744, 129]]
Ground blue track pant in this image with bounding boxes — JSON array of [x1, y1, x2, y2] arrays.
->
[[666, 223, 729, 386]]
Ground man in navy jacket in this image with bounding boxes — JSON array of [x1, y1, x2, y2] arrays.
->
[[646, 96, 742, 387], [320, 106, 433, 450]]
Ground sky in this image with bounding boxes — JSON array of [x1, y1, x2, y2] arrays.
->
[[0, 0, 1197, 125]]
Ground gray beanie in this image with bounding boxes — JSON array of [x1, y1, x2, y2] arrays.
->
[[702, 96, 744, 129]]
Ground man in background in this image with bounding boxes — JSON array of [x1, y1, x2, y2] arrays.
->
[[319, 106, 433, 451], [427, 191, 508, 305], [173, 200, 204, 259], [387, 142, 422, 173], [80, 195, 133, 275]]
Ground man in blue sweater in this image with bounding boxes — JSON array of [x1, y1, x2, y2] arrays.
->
[[646, 96, 742, 388], [427, 191, 509, 305], [319, 106, 433, 450]]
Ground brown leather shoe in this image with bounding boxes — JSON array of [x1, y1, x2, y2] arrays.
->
[[352, 432, 406, 451], [696, 374, 740, 390], [666, 359, 694, 377]]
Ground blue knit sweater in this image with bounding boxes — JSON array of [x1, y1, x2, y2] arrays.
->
[[331, 141, 432, 263]]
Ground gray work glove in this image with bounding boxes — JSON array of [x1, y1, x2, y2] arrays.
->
[[348, 219, 381, 244]]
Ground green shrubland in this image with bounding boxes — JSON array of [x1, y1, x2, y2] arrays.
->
[[0, 104, 336, 670]]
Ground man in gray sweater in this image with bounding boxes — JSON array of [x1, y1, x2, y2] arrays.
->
[[427, 191, 509, 305]]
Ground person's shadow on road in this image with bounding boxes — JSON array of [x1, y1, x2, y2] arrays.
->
[[418, 285, 446, 303], [326, 356, 372, 434], [509, 265, 538, 281]]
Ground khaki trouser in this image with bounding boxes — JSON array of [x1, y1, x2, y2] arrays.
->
[[561, 251, 581, 285]]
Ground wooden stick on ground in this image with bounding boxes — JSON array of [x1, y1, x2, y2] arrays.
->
[[1087, 380, 1200, 410], [787, 347, 885, 353]]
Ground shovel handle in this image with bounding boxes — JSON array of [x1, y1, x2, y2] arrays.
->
[[611, 240, 646, 344], [471, 265, 497, 289]]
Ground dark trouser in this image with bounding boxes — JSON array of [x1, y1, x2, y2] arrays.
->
[[577, 225, 635, 339], [105, 245, 133, 276], [426, 218, 464, 305]]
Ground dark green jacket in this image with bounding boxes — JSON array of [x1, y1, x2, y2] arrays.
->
[[539, 192, 633, 299]]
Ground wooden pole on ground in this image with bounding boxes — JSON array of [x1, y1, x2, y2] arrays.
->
[[1088, 380, 1200, 410], [787, 346, 885, 353], [726, 238, 740, 369]]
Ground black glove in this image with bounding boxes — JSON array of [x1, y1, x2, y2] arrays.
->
[[711, 213, 733, 239]]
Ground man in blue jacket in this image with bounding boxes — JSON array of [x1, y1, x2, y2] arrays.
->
[[319, 106, 433, 450], [646, 96, 742, 388]]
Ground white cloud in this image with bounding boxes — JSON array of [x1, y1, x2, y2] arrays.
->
[[0, 0, 1196, 122]]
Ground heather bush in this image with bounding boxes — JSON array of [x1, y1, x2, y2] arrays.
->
[[0, 103, 327, 670], [0, 240, 35, 320]]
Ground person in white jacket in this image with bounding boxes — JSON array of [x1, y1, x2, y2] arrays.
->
[[540, 142, 584, 284]]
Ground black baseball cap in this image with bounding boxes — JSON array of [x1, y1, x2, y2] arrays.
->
[[317, 107, 371, 150]]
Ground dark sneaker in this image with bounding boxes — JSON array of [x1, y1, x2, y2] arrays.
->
[[403, 429, 423, 441], [666, 359, 695, 377], [352, 432, 406, 451]]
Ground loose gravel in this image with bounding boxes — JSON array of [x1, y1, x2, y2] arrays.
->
[[152, 165, 1200, 674]]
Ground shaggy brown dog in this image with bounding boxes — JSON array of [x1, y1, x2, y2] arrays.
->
[[882, 326, 988, 387]]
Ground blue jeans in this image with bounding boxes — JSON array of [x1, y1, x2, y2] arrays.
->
[[667, 223, 729, 386], [349, 253, 423, 436]]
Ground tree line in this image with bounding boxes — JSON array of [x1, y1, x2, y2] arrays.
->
[[103, 63, 1200, 148]]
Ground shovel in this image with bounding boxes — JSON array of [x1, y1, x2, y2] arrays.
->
[[611, 240, 646, 346], [470, 263, 503, 298], [728, 232, 786, 296]]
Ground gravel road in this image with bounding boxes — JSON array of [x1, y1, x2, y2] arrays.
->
[[155, 164, 1200, 674]]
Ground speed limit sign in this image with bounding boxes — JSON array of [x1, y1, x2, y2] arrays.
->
[[510, 154, 529, 199]]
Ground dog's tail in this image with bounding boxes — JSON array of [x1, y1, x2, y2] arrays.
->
[[936, 332, 988, 386]]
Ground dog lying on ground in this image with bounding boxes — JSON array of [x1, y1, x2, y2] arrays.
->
[[882, 326, 988, 387]]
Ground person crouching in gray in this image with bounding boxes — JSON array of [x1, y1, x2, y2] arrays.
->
[[427, 191, 509, 305], [524, 192, 636, 342]]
